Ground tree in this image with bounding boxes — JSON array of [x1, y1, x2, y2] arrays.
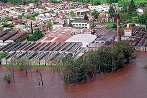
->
[[49, 0, 62, 3], [0, 52, 7, 60], [113, 41, 135, 64], [27, 28, 44, 41], [0, 52, 7, 65], [91, 0, 101, 5], [0, 0, 8, 3], [138, 13, 147, 26], [63, 41, 135, 84], [46, 20, 53, 30], [106, 0, 118, 4], [108, 5, 116, 19], [3, 73, 12, 84], [69, 11, 76, 17], [128, 0, 136, 13], [91, 10, 99, 20], [118, 0, 129, 12]]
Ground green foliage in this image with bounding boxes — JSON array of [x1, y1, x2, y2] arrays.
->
[[0, 52, 7, 59], [21, 12, 39, 20], [91, 10, 99, 19], [63, 41, 134, 84], [0, 17, 12, 22], [106, 0, 119, 3], [15, 59, 28, 71], [49, 0, 62, 3], [74, 0, 119, 4], [138, 13, 147, 26], [108, 6, 116, 18], [1, 0, 147, 5], [27, 29, 44, 41], [2, 22, 14, 28], [0, 0, 40, 5], [47, 20, 53, 30], [119, 8, 147, 25], [69, 11, 76, 17], [112, 41, 135, 64], [106, 22, 116, 29], [128, 0, 136, 13]]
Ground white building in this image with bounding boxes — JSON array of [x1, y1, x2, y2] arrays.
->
[[52, 24, 63, 29], [137, 7, 147, 15], [65, 34, 97, 47], [71, 18, 90, 29], [88, 4, 110, 12]]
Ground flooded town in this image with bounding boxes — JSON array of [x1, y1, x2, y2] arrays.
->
[[0, 0, 147, 98]]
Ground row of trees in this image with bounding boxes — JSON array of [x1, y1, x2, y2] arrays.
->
[[119, 0, 146, 25], [0, 0, 40, 5], [63, 41, 135, 84], [107, 0, 147, 26], [70, 0, 147, 5], [70, 0, 119, 5]]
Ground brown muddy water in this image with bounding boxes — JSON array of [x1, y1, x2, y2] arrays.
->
[[0, 52, 147, 98]]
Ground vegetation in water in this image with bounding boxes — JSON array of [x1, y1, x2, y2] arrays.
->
[[63, 41, 135, 84], [3, 73, 12, 84]]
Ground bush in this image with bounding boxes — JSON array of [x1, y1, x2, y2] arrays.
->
[[27, 29, 44, 41], [63, 41, 134, 84], [49, 0, 62, 3], [106, 22, 117, 29], [3, 73, 12, 84], [0, 52, 7, 59]]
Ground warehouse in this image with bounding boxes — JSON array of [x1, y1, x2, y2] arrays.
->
[[0, 42, 85, 65], [65, 34, 97, 47], [0, 31, 27, 46]]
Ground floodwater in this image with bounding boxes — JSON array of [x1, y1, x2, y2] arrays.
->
[[0, 52, 147, 98]]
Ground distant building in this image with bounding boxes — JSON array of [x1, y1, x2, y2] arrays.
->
[[98, 12, 109, 23], [137, 7, 147, 15], [52, 23, 63, 29], [122, 24, 136, 40], [71, 18, 90, 29], [88, 4, 110, 12]]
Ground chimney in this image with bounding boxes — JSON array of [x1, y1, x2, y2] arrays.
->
[[31, 21, 33, 33], [116, 15, 121, 42]]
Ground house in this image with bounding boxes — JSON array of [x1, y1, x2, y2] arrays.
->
[[137, 7, 147, 15], [71, 18, 90, 29], [76, 8, 90, 16], [52, 23, 63, 29], [88, 4, 110, 12], [98, 12, 109, 23]]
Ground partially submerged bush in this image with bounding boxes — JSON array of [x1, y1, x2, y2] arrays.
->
[[3, 73, 12, 84], [63, 41, 135, 84]]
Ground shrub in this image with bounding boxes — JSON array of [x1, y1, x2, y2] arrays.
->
[[3, 73, 12, 84], [63, 41, 134, 84]]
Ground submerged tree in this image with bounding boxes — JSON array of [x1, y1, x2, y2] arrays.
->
[[63, 41, 134, 84]]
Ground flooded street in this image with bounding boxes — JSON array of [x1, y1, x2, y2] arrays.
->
[[0, 52, 147, 98]]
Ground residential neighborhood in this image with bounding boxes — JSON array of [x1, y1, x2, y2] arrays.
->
[[0, 0, 147, 98]]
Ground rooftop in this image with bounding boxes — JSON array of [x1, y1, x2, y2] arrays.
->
[[65, 34, 97, 47]]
